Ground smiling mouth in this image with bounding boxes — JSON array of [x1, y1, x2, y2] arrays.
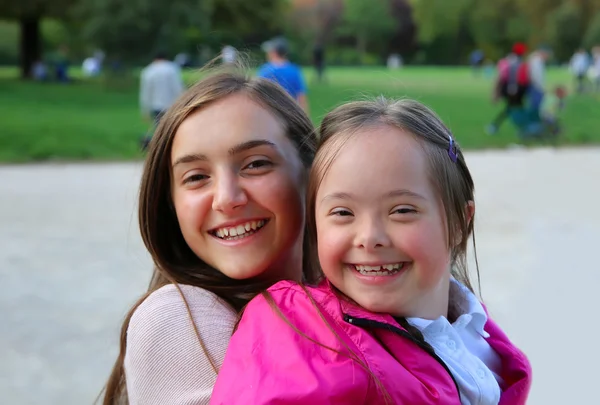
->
[[350, 263, 406, 276], [209, 219, 269, 241]]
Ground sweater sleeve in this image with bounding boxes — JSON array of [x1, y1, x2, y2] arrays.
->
[[209, 286, 371, 405], [124, 284, 237, 405]]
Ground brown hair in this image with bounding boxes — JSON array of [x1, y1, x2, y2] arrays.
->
[[306, 96, 480, 320], [101, 69, 317, 404]]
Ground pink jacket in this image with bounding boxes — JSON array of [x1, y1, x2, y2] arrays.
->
[[210, 281, 531, 405]]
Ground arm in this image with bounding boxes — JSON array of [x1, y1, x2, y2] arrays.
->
[[139, 69, 150, 117], [295, 68, 309, 113], [124, 284, 236, 405], [297, 93, 309, 113], [172, 64, 185, 97], [210, 289, 371, 405]]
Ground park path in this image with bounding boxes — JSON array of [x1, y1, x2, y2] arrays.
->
[[1, 148, 599, 404]]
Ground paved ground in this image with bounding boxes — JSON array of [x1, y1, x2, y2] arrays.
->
[[1, 148, 599, 404]]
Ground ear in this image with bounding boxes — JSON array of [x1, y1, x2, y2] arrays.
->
[[465, 200, 475, 227], [452, 201, 475, 248]]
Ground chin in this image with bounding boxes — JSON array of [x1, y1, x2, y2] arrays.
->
[[222, 269, 260, 281], [220, 260, 270, 281]]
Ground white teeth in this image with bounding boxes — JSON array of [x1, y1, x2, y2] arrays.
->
[[213, 220, 267, 240]]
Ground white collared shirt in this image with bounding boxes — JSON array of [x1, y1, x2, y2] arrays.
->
[[407, 281, 503, 405]]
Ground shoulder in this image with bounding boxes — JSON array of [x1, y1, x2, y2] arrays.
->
[[238, 281, 340, 339], [257, 63, 273, 76], [132, 284, 235, 324], [262, 280, 332, 310], [127, 284, 237, 359], [125, 284, 236, 403]]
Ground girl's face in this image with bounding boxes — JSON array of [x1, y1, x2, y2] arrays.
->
[[170, 94, 306, 281], [315, 125, 452, 319]]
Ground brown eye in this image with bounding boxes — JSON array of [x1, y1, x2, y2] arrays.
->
[[183, 174, 208, 184], [244, 160, 273, 170], [394, 207, 416, 214]]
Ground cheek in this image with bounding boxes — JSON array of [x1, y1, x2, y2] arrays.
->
[[251, 173, 305, 224], [316, 220, 349, 277], [173, 190, 210, 235], [399, 220, 450, 283]]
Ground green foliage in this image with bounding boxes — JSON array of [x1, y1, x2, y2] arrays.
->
[[583, 12, 600, 49], [77, 0, 214, 63], [468, 0, 526, 60], [546, 2, 584, 61], [0, 21, 18, 65], [336, 0, 395, 58]]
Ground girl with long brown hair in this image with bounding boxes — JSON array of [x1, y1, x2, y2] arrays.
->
[[101, 70, 317, 404]]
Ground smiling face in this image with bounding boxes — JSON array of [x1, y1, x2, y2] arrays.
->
[[315, 125, 452, 319], [170, 93, 306, 281]]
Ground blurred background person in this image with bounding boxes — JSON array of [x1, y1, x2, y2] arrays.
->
[[139, 50, 185, 149], [258, 36, 308, 113], [570, 48, 590, 94], [527, 46, 551, 120], [312, 43, 326, 83], [222, 45, 237, 65]]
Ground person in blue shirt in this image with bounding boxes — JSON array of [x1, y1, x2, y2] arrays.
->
[[258, 37, 309, 113]]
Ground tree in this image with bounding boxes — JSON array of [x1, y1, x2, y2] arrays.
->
[[388, 0, 417, 56], [78, 0, 214, 64], [546, 1, 584, 61], [410, 0, 475, 63], [336, 0, 395, 60], [0, 0, 77, 78], [583, 12, 600, 49], [468, 0, 527, 60]]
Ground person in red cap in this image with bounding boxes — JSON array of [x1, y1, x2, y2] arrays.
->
[[486, 43, 530, 134]]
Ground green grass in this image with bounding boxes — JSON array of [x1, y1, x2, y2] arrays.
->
[[1, 66, 599, 163]]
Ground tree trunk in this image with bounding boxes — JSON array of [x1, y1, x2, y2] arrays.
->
[[19, 16, 41, 80]]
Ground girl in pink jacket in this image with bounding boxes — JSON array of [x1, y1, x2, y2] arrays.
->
[[210, 98, 532, 405]]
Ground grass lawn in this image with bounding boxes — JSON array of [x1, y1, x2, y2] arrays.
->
[[1, 65, 598, 163]]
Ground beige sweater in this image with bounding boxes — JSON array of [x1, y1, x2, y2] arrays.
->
[[124, 284, 237, 405]]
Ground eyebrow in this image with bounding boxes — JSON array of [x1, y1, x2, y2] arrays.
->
[[172, 139, 277, 168], [321, 189, 426, 202]]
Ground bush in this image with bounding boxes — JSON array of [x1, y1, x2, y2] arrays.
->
[[327, 47, 381, 66]]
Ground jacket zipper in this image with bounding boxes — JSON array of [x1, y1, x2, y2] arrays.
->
[[343, 314, 461, 397]]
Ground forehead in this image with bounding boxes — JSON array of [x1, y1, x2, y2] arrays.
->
[[317, 125, 434, 201], [171, 93, 293, 160]]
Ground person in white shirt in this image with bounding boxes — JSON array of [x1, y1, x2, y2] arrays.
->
[[139, 51, 185, 149], [570, 48, 590, 93], [222, 45, 237, 65], [528, 47, 551, 119]]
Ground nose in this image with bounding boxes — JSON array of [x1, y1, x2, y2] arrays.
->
[[354, 216, 391, 252], [211, 172, 248, 213]]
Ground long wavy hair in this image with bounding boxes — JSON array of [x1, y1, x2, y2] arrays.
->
[[101, 69, 317, 405]]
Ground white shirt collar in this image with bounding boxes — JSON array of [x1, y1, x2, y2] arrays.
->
[[406, 278, 489, 338]]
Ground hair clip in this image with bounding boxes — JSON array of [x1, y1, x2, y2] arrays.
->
[[448, 134, 458, 163]]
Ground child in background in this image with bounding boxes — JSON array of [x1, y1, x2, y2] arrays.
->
[[540, 86, 567, 129], [210, 98, 532, 405]]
